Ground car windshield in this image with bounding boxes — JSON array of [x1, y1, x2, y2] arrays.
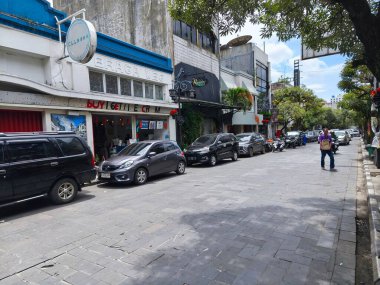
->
[[335, 131, 345, 136], [287, 132, 299, 136], [192, 134, 218, 146], [236, 134, 251, 142], [118, 142, 152, 156]]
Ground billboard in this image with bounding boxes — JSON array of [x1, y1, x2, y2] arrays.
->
[[301, 45, 340, 60], [51, 114, 87, 141]]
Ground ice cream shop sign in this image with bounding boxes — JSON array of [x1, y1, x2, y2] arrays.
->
[[86, 100, 162, 114]]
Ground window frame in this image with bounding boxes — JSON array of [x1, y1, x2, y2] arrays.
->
[[55, 137, 86, 157]]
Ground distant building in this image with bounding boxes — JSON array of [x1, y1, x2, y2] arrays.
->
[[325, 95, 343, 109], [271, 81, 293, 92]]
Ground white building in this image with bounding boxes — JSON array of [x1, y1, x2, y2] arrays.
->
[[0, 0, 177, 160]]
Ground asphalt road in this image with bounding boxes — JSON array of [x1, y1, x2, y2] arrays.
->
[[0, 139, 360, 285]]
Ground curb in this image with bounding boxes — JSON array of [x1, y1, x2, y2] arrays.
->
[[361, 140, 380, 284]]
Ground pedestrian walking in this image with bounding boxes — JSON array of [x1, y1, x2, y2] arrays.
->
[[318, 128, 335, 171]]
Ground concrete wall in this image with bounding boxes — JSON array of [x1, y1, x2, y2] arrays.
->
[[220, 44, 254, 76], [53, 0, 173, 58], [173, 36, 219, 78]]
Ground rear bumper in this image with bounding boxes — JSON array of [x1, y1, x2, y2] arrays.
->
[[77, 168, 97, 185]]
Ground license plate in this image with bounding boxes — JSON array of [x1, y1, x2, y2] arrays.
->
[[101, 173, 111, 178], [187, 157, 196, 161]]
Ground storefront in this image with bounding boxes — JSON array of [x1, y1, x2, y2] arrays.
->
[[0, 109, 43, 132]]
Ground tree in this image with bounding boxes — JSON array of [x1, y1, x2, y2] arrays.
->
[[222, 87, 253, 111], [338, 61, 373, 142], [169, 0, 380, 80], [273, 86, 325, 130]]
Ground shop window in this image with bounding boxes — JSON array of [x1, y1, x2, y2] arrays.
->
[[120, 78, 132, 96], [8, 142, 50, 162], [89, 71, 104, 92], [155, 85, 163, 100], [56, 137, 86, 156], [133, 81, 143, 97], [145, 83, 154, 99], [106, 74, 118, 94]]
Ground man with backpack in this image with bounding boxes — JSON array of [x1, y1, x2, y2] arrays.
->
[[318, 128, 336, 171]]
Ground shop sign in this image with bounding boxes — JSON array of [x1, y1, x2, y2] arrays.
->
[[86, 100, 162, 113], [192, 77, 207, 87], [66, 19, 97, 64]]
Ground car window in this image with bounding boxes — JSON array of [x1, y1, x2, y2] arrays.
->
[[8, 141, 52, 162], [0, 144, 3, 163], [119, 143, 151, 156], [150, 143, 165, 154], [164, 142, 178, 151], [236, 134, 250, 142], [228, 135, 237, 141], [193, 134, 218, 146], [219, 135, 229, 143], [56, 137, 86, 156]]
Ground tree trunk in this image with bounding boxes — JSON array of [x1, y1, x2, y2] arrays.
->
[[336, 0, 380, 80]]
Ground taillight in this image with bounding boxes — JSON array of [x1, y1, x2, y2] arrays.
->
[[91, 156, 96, 167]]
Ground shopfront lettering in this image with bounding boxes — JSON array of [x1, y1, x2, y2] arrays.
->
[[86, 100, 162, 114], [93, 56, 163, 82]]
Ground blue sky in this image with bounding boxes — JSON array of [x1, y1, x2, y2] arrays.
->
[[220, 23, 347, 101]]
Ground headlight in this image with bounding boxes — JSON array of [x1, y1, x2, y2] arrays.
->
[[120, 161, 134, 169]]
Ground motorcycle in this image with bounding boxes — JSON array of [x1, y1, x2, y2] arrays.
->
[[272, 138, 285, 152], [331, 139, 339, 154], [285, 136, 297, 149]]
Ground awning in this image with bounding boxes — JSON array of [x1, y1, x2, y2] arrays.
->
[[220, 75, 237, 90], [242, 80, 258, 95]]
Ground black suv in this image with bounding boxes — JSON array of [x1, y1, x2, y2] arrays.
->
[[236, 132, 266, 156], [0, 132, 96, 205], [185, 133, 239, 166]]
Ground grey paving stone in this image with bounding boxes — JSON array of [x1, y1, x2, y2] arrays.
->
[[340, 222, 356, 232], [214, 271, 237, 284], [258, 264, 287, 285], [92, 268, 129, 284], [335, 251, 356, 269], [331, 265, 355, 285], [317, 231, 335, 249], [337, 240, 355, 255], [238, 244, 260, 260], [280, 237, 301, 250], [282, 263, 310, 285], [64, 271, 98, 285], [40, 262, 77, 280], [339, 230, 356, 242], [275, 249, 312, 265]]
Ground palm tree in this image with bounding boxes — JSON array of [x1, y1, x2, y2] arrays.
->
[[222, 87, 253, 112]]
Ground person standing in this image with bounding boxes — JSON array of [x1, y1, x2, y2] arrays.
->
[[318, 128, 335, 170]]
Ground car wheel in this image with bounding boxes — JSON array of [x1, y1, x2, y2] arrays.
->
[[248, 148, 254, 157], [49, 178, 78, 204], [261, 146, 265, 154], [209, 155, 217, 166], [176, 160, 186, 175], [232, 151, 238, 161], [134, 168, 148, 185]]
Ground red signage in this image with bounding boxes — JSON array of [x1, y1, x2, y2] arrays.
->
[[86, 100, 161, 113]]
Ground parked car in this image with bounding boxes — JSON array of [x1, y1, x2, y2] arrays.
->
[[0, 132, 96, 205], [351, 129, 360, 137], [305, 131, 318, 142], [335, 130, 350, 145], [184, 133, 239, 166], [98, 140, 186, 185], [286, 131, 302, 146], [259, 134, 272, 152], [236, 132, 266, 157]]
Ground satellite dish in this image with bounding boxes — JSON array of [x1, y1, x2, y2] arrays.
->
[[227, 35, 252, 47]]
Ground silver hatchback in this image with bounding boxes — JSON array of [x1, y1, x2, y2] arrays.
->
[[98, 140, 186, 184]]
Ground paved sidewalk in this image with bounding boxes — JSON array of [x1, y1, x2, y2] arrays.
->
[[0, 140, 360, 285]]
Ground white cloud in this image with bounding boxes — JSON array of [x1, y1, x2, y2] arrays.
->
[[266, 42, 294, 66]]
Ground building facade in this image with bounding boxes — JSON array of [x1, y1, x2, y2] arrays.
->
[[220, 43, 272, 136], [0, 0, 176, 161]]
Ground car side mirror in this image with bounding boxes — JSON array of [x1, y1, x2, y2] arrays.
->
[[147, 151, 157, 158]]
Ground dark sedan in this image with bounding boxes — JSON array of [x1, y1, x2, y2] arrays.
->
[[236, 133, 266, 157], [98, 140, 186, 185]]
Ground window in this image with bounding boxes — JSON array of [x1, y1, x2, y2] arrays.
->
[[150, 143, 165, 154], [155, 85, 163, 100], [89, 71, 104, 92], [134, 81, 143, 97], [173, 20, 214, 51], [219, 135, 229, 143], [164, 142, 177, 151], [174, 20, 182, 37], [106, 74, 118, 94], [256, 61, 268, 94], [56, 137, 86, 156], [8, 142, 51, 162], [145, 83, 154, 99], [120, 78, 132, 96], [0, 144, 3, 163]]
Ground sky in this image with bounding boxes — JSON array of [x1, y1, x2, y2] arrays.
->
[[220, 23, 347, 102]]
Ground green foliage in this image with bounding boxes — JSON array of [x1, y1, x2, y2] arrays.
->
[[182, 104, 204, 148], [273, 86, 324, 130], [169, 0, 380, 80], [222, 87, 253, 111]]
